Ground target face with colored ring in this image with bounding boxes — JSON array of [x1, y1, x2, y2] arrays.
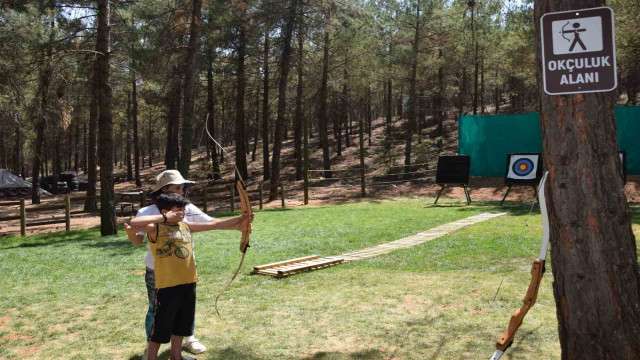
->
[[506, 154, 542, 183], [512, 158, 535, 176]]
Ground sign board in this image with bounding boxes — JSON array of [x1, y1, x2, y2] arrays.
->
[[541, 7, 617, 95]]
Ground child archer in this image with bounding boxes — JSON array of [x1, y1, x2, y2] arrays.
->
[[128, 193, 252, 360]]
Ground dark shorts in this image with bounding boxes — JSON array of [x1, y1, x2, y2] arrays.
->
[[150, 282, 196, 344]]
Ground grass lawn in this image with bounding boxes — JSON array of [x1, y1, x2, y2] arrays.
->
[[1, 198, 639, 359]]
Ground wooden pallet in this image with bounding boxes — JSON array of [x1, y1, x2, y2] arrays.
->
[[252, 212, 507, 278], [251, 255, 345, 278]]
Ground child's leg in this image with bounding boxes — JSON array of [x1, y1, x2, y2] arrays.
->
[[147, 341, 161, 360], [169, 335, 184, 360], [145, 268, 156, 341]]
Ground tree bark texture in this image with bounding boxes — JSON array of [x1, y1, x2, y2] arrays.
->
[[535, 1, 640, 358], [97, 0, 117, 235]]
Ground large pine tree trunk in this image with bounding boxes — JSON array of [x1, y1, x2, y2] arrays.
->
[[262, 28, 270, 181], [535, 1, 640, 358], [178, 0, 202, 177], [97, 0, 117, 235], [269, 0, 298, 200], [235, 25, 248, 181]]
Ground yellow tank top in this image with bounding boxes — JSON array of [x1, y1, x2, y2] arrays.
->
[[149, 222, 198, 289]]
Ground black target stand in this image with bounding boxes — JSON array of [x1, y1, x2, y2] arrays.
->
[[433, 155, 472, 205]]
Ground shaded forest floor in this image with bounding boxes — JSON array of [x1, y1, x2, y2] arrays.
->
[[2, 114, 639, 236]]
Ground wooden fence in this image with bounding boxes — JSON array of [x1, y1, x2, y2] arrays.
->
[[0, 182, 287, 237]]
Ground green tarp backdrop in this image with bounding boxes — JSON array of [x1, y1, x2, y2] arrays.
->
[[459, 106, 640, 177]]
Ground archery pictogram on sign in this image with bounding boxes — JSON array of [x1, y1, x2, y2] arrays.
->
[[552, 16, 603, 55]]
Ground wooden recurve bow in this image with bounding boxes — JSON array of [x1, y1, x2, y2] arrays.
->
[[491, 171, 549, 360], [205, 115, 253, 316]]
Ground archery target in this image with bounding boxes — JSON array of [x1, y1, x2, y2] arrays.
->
[[506, 154, 542, 184]]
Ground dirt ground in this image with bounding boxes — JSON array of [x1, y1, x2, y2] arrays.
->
[[1, 116, 638, 237]]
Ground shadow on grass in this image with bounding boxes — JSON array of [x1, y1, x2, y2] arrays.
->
[[307, 348, 387, 360], [0, 227, 103, 250]]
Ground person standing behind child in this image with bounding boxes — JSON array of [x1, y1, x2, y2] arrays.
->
[[130, 193, 250, 360], [125, 170, 214, 358]]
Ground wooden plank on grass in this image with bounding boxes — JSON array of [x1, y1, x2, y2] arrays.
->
[[252, 255, 320, 272]]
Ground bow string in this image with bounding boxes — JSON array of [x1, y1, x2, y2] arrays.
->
[[205, 114, 253, 316]]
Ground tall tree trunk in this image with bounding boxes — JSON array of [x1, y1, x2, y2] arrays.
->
[[126, 92, 133, 180], [435, 49, 444, 150], [269, 0, 298, 200], [33, 8, 55, 204], [132, 71, 141, 187], [319, 9, 332, 179], [74, 122, 79, 172], [262, 27, 271, 181], [14, 121, 21, 175], [480, 56, 485, 114], [385, 53, 393, 150], [165, 65, 182, 170], [0, 119, 6, 170], [84, 59, 99, 211], [404, 0, 420, 180], [82, 122, 87, 172], [343, 64, 350, 148], [235, 24, 248, 181], [207, 49, 221, 180], [366, 86, 372, 146], [97, 0, 117, 235], [294, 25, 304, 181], [535, 1, 640, 358], [178, 0, 202, 177]]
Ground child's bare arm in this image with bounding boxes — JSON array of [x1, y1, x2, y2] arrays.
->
[[130, 210, 184, 227], [187, 215, 252, 233], [124, 223, 148, 245]]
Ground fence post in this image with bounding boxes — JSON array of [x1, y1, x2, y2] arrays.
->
[[203, 187, 208, 213], [65, 195, 71, 231], [20, 199, 26, 237], [280, 182, 286, 208], [259, 182, 263, 210], [141, 190, 148, 208], [230, 183, 235, 213]]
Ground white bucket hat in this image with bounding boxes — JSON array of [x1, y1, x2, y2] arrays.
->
[[150, 170, 195, 194]]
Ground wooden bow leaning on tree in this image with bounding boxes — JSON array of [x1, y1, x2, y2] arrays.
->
[[490, 171, 550, 360], [205, 115, 253, 316]]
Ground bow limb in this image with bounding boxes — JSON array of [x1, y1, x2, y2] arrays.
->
[[491, 260, 545, 359], [237, 180, 252, 253], [491, 172, 550, 360]]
